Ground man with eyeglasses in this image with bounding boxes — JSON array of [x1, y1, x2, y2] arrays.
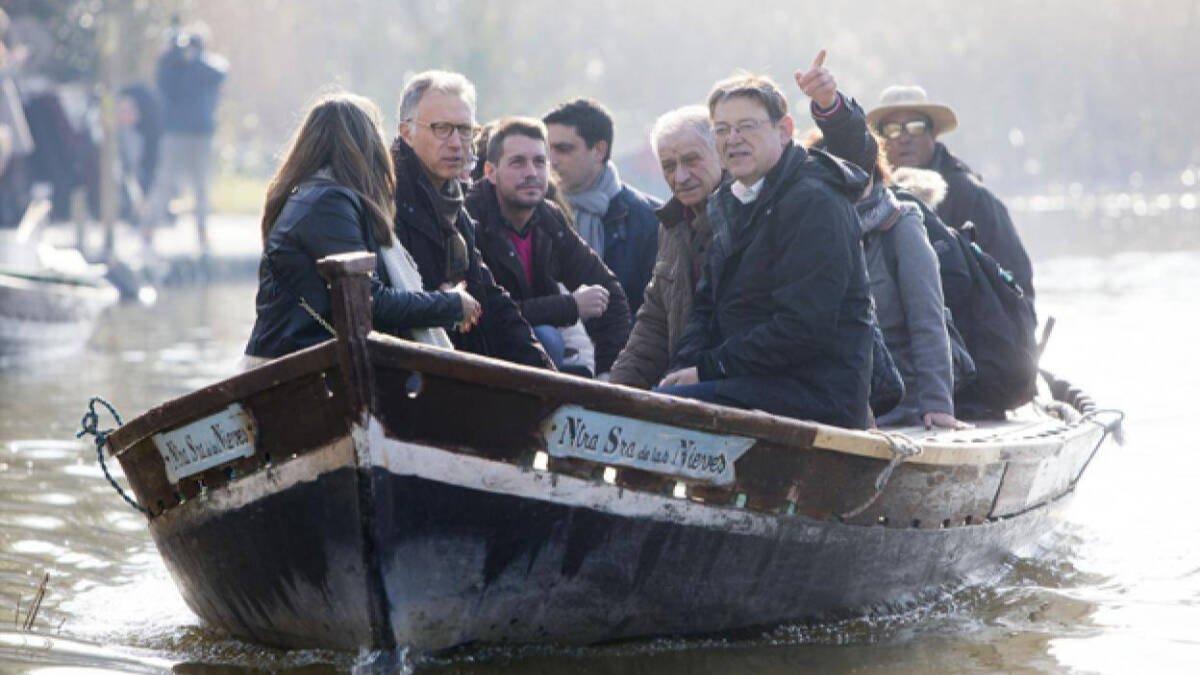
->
[[391, 70, 552, 369], [656, 73, 875, 429], [867, 86, 1034, 298], [543, 98, 661, 316]]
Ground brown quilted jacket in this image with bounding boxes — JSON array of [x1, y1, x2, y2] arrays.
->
[[609, 197, 712, 389]]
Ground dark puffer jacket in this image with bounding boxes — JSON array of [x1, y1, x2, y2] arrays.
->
[[390, 138, 552, 370], [670, 143, 874, 428], [245, 180, 462, 358], [465, 180, 630, 373]]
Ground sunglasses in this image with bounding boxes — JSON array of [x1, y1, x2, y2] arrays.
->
[[878, 119, 931, 140]]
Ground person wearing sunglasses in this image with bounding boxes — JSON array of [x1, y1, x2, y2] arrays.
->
[[390, 70, 553, 370], [865, 85, 1034, 300]]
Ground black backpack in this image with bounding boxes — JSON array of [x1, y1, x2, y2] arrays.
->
[[893, 188, 1038, 417]]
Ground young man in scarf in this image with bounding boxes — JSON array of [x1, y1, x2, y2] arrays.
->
[[391, 70, 552, 369], [543, 98, 661, 315]]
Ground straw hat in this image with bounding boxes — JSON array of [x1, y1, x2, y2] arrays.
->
[[865, 85, 958, 136]]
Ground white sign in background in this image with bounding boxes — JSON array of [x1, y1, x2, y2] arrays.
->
[[540, 405, 755, 486], [152, 403, 258, 483]]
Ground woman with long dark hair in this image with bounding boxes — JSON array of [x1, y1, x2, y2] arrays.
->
[[244, 92, 480, 363]]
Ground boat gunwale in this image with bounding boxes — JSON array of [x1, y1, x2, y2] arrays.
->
[[106, 340, 340, 451], [105, 328, 1098, 469], [0, 269, 120, 296], [364, 331, 1099, 466]]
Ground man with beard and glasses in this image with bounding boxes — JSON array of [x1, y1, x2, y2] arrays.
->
[[391, 70, 551, 369], [544, 98, 660, 315], [465, 117, 630, 377], [657, 73, 874, 428]]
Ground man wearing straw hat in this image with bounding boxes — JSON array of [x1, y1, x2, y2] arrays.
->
[[867, 86, 1034, 298]]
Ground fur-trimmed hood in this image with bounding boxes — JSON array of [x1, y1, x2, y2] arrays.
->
[[891, 167, 948, 208]]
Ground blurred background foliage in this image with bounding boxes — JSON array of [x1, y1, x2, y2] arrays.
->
[[9, 0, 1198, 207]]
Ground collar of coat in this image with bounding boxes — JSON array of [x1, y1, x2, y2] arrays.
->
[[930, 142, 980, 181], [656, 170, 730, 229], [465, 179, 572, 238], [707, 142, 868, 253]]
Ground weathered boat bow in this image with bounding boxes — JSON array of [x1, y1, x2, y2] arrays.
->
[[103, 252, 1120, 652]]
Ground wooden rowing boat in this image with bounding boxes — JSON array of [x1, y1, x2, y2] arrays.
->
[[100, 253, 1120, 653]]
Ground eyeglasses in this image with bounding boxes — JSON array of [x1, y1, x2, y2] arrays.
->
[[712, 118, 772, 140], [878, 119, 931, 140], [408, 119, 479, 141]]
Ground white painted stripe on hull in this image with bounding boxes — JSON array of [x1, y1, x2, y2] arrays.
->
[[363, 417, 819, 540], [151, 435, 357, 534]]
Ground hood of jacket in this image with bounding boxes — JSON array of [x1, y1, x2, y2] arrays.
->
[[891, 167, 949, 208]]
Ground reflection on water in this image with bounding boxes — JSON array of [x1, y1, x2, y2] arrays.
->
[[0, 252, 1198, 672]]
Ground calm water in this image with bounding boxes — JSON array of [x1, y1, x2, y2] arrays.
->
[[0, 250, 1197, 674]]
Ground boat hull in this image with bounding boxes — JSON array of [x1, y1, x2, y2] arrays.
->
[[148, 422, 1070, 652]]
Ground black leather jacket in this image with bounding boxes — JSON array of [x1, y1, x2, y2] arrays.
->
[[245, 180, 462, 358]]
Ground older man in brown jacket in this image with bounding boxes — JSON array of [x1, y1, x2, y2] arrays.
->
[[610, 106, 722, 388]]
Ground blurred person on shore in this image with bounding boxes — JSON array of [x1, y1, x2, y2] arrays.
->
[[115, 83, 162, 221], [139, 20, 227, 254], [0, 8, 34, 227], [243, 92, 476, 366], [867, 85, 1033, 298], [391, 70, 552, 370]]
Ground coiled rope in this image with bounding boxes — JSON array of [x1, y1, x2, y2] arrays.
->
[[76, 396, 147, 515]]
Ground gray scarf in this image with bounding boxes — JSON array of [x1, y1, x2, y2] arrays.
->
[[856, 181, 908, 236], [419, 176, 469, 283], [567, 161, 622, 257]]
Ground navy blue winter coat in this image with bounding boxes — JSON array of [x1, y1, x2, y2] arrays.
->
[[599, 185, 661, 315], [156, 45, 226, 136]]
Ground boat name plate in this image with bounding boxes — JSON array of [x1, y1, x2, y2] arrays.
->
[[152, 403, 257, 483], [541, 405, 754, 486]]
